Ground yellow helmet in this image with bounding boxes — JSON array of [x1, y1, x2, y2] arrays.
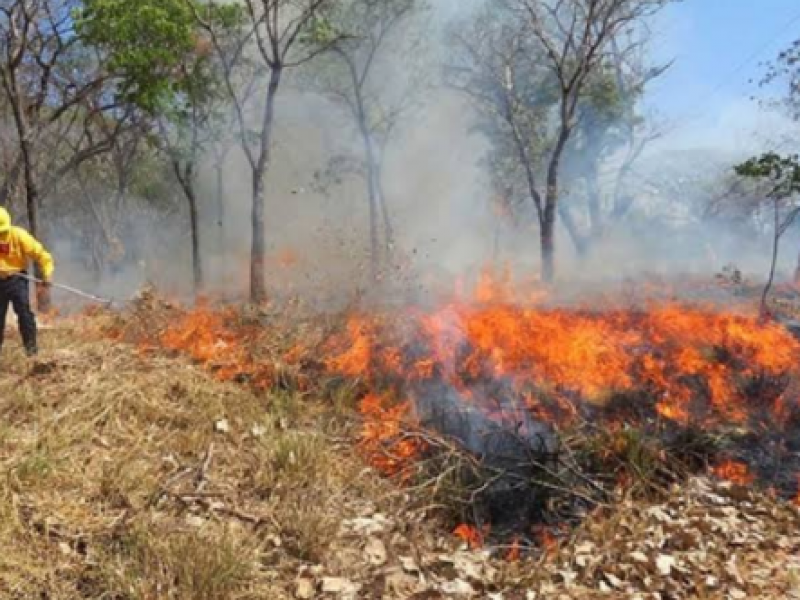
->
[[0, 207, 10, 234]]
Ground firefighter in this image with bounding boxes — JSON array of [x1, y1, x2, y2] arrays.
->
[[0, 207, 54, 357]]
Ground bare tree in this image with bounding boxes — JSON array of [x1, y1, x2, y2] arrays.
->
[[735, 153, 800, 318], [451, 0, 667, 282], [562, 32, 669, 252], [0, 1, 124, 226], [517, 0, 669, 280], [155, 42, 230, 295], [191, 0, 340, 303], [308, 0, 423, 279]]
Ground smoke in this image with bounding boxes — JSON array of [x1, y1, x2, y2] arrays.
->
[[35, 0, 800, 311]]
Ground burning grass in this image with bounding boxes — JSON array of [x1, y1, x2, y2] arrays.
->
[[1, 296, 800, 598], [318, 295, 800, 541], [99, 279, 800, 557]]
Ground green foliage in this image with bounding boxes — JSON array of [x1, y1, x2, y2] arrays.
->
[[735, 152, 800, 198], [201, 3, 247, 30], [75, 0, 197, 113], [302, 15, 340, 46], [584, 71, 626, 122], [78, 0, 248, 167], [579, 67, 632, 147]]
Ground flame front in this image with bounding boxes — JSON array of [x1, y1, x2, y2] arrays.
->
[[326, 296, 800, 477], [122, 274, 800, 552]]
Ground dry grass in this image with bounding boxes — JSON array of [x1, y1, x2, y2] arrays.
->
[[0, 321, 400, 599]]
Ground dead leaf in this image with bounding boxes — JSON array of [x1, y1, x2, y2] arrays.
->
[[365, 537, 387, 566], [295, 578, 315, 599], [342, 514, 392, 536], [453, 551, 496, 583], [321, 577, 361, 596], [185, 514, 205, 528], [440, 578, 475, 596], [400, 555, 420, 573], [384, 568, 419, 595], [558, 570, 577, 585], [656, 554, 675, 576]]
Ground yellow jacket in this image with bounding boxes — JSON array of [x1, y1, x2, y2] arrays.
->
[[0, 226, 54, 281]]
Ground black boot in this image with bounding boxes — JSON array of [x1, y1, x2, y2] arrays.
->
[[22, 324, 37, 357]]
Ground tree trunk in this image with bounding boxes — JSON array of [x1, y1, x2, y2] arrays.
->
[[251, 171, 267, 301], [22, 146, 38, 237], [375, 159, 394, 263], [558, 203, 588, 259], [541, 206, 556, 282], [359, 123, 381, 280], [505, 110, 548, 274], [761, 198, 782, 320], [508, 119, 543, 225], [215, 162, 226, 254], [173, 161, 203, 295], [250, 66, 283, 304], [542, 127, 572, 282], [794, 247, 800, 288], [585, 163, 602, 242], [351, 72, 383, 279], [187, 183, 203, 295]]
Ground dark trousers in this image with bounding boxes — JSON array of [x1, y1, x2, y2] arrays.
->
[[0, 275, 37, 355]]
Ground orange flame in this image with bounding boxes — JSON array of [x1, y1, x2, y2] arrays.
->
[[151, 302, 280, 390], [505, 536, 521, 561], [321, 268, 800, 481], [113, 268, 800, 504], [358, 393, 425, 478], [453, 524, 489, 549], [531, 525, 559, 555], [712, 460, 755, 486]]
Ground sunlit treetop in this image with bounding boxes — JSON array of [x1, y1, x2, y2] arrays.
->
[[75, 0, 244, 114]]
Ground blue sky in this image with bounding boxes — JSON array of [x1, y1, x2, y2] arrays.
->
[[649, 0, 800, 147]]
